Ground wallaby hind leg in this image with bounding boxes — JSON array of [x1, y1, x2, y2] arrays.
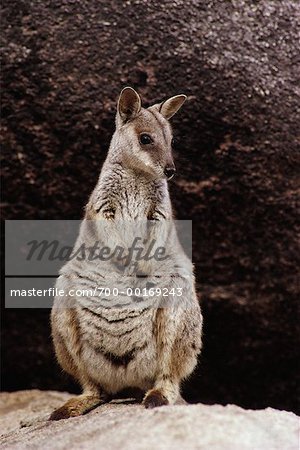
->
[[49, 394, 103, 421], [49, 384, 109, 421], [143, 306, 201, 409]]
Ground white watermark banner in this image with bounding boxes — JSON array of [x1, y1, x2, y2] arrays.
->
[[5, 220, 193, 309]]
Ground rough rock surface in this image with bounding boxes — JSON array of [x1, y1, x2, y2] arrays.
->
[[1, 0, 299, 413], [0, 391, 298, 450]]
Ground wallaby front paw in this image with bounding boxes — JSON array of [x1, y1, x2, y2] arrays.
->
[[143, 389, 169, 409], [102, 209, 115, 220]]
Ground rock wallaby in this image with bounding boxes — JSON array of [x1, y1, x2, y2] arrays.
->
[[50, 87, 203, 420]]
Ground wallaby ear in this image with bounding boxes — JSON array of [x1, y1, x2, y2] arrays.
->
[[159, 94, 187, 120], [117, 87, 141, 123]]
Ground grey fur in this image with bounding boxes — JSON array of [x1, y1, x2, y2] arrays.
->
[[50, 88, 202, 419]]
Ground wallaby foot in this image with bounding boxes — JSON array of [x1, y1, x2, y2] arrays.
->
[[143, 389, 169, 409], [143, 378, 180, 409], [49, 394, 104, 421]]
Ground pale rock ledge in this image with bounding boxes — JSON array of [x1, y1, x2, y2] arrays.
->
[[0, 390, 298, 450]]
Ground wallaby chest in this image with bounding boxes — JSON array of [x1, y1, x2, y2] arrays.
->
[[112, 177, 156, 220]]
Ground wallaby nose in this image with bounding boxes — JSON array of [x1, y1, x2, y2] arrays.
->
[[164, 166, 176, 180]]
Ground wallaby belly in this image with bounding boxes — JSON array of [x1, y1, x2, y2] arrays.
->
[[78, 304, 157, 393], [52, 274, 158, 394]]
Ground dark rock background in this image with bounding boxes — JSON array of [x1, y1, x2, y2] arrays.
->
[[1, 0, 299, 413]]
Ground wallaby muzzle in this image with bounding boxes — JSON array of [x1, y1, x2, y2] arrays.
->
[[164, 166, 176, 180]]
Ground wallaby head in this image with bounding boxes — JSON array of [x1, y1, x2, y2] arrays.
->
[[110, 87, 186, 180]]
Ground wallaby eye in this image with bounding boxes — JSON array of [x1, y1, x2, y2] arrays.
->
[[140, 133, 153, 145], [171, 137, 177, 148]]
